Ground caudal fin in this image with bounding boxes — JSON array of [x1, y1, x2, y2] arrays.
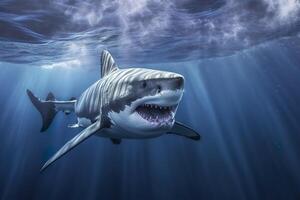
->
[[27, 89, 57, 132]]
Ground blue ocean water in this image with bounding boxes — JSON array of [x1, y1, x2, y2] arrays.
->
[[1, 0, 300, 200]]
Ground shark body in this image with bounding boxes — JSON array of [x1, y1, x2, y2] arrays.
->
[[27, 50, 200, 171]]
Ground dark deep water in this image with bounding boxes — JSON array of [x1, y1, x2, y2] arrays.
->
[[1, 0, 300, 200]]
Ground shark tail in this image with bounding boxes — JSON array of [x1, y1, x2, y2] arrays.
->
[[27, 89, 57, 132]]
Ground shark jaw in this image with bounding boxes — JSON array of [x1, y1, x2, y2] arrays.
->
[[108, 89, 183, 137], [107, 89, 183, 136], [135, 103, 176, 127], [132, 89, 183, 128]]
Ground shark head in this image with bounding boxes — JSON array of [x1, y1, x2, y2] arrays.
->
[[101, 51, 184, 135], [107, 68, 184, 134]]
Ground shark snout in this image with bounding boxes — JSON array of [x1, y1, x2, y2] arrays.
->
[[173, 76, 184, 90]]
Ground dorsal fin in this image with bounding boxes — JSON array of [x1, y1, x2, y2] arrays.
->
[[101, 50, 118, 78]]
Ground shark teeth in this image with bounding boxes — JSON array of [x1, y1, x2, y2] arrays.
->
[[142, 104, 173, 111], [135, 104, 176, 125]]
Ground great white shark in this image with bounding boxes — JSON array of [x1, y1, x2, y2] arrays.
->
[[27, 50, 200, 171]]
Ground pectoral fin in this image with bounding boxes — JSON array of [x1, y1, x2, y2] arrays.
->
[[41, 120, 102, 171], [167, 121, 201, 140]]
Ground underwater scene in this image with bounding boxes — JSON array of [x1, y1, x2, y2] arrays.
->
[[1, 0, 300, 199]]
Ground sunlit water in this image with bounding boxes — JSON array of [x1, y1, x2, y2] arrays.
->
[[1, 0, 300, 199]]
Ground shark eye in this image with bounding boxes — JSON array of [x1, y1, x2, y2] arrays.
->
[[157, 85, 161, 93], [142, 81, 147, 88]]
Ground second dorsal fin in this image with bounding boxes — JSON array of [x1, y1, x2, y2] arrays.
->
[[101, 50, 118, 78]]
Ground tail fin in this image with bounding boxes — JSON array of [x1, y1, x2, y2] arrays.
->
[[27, 89, 57, 132]]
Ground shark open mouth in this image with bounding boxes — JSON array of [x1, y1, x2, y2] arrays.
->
[[135, 103, 175, 125]]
